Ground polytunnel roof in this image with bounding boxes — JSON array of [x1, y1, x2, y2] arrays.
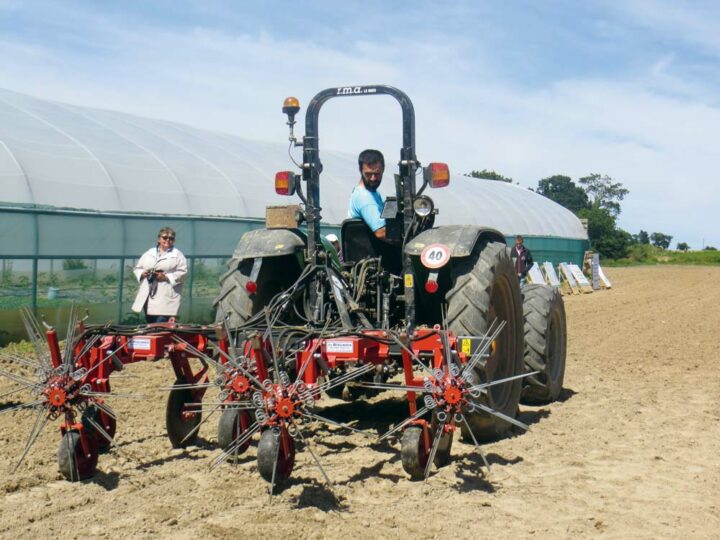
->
[[0, 88, 586, 240]]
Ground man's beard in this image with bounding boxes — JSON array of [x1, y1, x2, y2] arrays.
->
[[362, 177, 380, 191]]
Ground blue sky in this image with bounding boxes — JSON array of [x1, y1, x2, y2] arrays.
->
[[1, 0, 718, 248]]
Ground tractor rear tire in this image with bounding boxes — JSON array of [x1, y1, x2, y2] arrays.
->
[[446, 242, 524, 442], [214, 255, 302, 328], [520, 284, 567, 404]]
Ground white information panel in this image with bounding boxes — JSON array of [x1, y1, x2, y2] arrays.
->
[[568, 263, 591, 287], [598, 266, 613, 288], [527, 262, 546, 284], [543, 262, 561, 287]]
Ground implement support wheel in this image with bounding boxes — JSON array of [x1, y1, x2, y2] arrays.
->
[[257, 428, 295, 483], [166, 379, 201, 448], [57, 429, 98, 482], [218, 408, 253, 459]]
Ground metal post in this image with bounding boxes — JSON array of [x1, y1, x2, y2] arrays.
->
[[187, 257, 194, 321], [117, 257, 125, 323], [31, 259, 38, 313]]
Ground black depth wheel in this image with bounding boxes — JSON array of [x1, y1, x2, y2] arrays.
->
[[218, 408, 253, 457], [401, 426, 429, 480], [257, 428, 295, 483], [445, 242, 524, 442], [57, 430, 98, 482], [166, 379, 201, 448], [521, 284, 567, 404], [82, 403, 116, 453], [431, 412, 453, 467]]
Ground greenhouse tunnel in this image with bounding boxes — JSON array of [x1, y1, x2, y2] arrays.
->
[[0, 88, 587, 344]]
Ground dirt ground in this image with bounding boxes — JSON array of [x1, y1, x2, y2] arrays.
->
[[0, 265, 718, 539]]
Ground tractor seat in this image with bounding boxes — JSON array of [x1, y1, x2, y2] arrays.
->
[[340, 219, 402, 274]]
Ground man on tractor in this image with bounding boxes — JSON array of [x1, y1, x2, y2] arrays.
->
[[347, 149, 388, 240]]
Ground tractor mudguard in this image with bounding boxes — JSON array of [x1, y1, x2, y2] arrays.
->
[[232, 228, 306, 260], [404, 225, 506, 258]]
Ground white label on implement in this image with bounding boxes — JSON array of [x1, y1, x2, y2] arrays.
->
[[326, 340, 354, 353], [420, 243, 450, 269], [129, 337, 151, 351]]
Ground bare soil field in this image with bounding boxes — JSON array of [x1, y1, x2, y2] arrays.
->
[[1, 265, 718, 539]]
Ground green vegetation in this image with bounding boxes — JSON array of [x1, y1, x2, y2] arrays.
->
[[465, 169, 513, 183], [605, 245, 720, 266]]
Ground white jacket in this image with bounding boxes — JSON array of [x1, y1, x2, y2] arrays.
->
[[131, 246, 188, 316]]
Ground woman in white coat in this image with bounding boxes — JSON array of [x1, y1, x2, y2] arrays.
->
[[131, 227, 188, 323]]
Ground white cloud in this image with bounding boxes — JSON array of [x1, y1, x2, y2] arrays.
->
[[0, 2, 718, 248]]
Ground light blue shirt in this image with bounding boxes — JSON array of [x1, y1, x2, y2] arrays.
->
[[348, 184, 386, 232]]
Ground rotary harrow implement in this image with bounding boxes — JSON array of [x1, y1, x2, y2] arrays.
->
[[1, 84, 567, 489]]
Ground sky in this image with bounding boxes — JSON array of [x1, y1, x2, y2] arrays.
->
[[0, 0, 718, 249]]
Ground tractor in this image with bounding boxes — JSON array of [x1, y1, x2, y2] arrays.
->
[[213, 85, 567, 482]]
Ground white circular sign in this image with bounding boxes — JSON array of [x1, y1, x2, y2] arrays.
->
[[420, 243, 451, 269]]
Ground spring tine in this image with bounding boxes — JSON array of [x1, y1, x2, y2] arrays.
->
[[262, 309, 282, 384], [0, 367, 41, 389], [463, 320, 506, 375], [470, 401, 529, 431], [159, 382, 215, 391], [179, 404, 221, 445], [93, 401, 117, 421], [316, 363, 375, 394], [210, 422, 261, 471], [0, 352, 42, 368], [83, 348, 123, 379], [459, 413, 491, 471], [171, 336, 223, 371], [349, 381, 430, 394], [268, 428, 281, 500], [424, 420, 446, 480], [13, 406, 48, 472], [293, 325, 329, 387], [75, 335, 102, 362], [220, 311, 240, 360], [0, 400, 45, 417], [469, 370, 540, 393], [388, 334, 433, 375], [19, 308, 48, 364], [187, 401, 254, 408], [209, 342, 265, 390], [80, 391, 145, 400], [63, 303, 79, 366], [378, 405, 430, 442], [85, 416, 116, 448], [297, 428, 333, 489], [0, 385, 35, 401], [303, 411, 369, 436]]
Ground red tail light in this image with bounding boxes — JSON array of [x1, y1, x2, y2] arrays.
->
[[424, 162, 450, 188], [424, 280, 439, 294], [246, 281, 257, 294], [275, 171, 295, 195]]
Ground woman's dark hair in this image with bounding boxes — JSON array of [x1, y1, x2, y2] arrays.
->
[[358, 149, 385, 172]]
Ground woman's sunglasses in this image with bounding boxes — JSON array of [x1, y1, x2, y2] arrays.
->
[[160, 235, 175, 240]]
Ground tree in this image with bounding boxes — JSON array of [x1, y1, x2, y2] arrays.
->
[[578, 206, 631, 259], [676, 242, 690, 252], [633, 230, 650, 244], [536, 175, 589, 214], [650, 232, 673, 249], [704, 246, 717, 251], [578, 173, 629, 217], [466, 169, 512, 183]]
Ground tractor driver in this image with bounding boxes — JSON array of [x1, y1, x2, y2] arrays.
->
[[348, 149, 388, 240]]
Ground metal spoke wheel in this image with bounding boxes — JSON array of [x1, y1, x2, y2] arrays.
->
[[166, 380, 201, 448], [57, 430, 98, 482], [217, 408, 253, 459], [257, 428, 295, 483]]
